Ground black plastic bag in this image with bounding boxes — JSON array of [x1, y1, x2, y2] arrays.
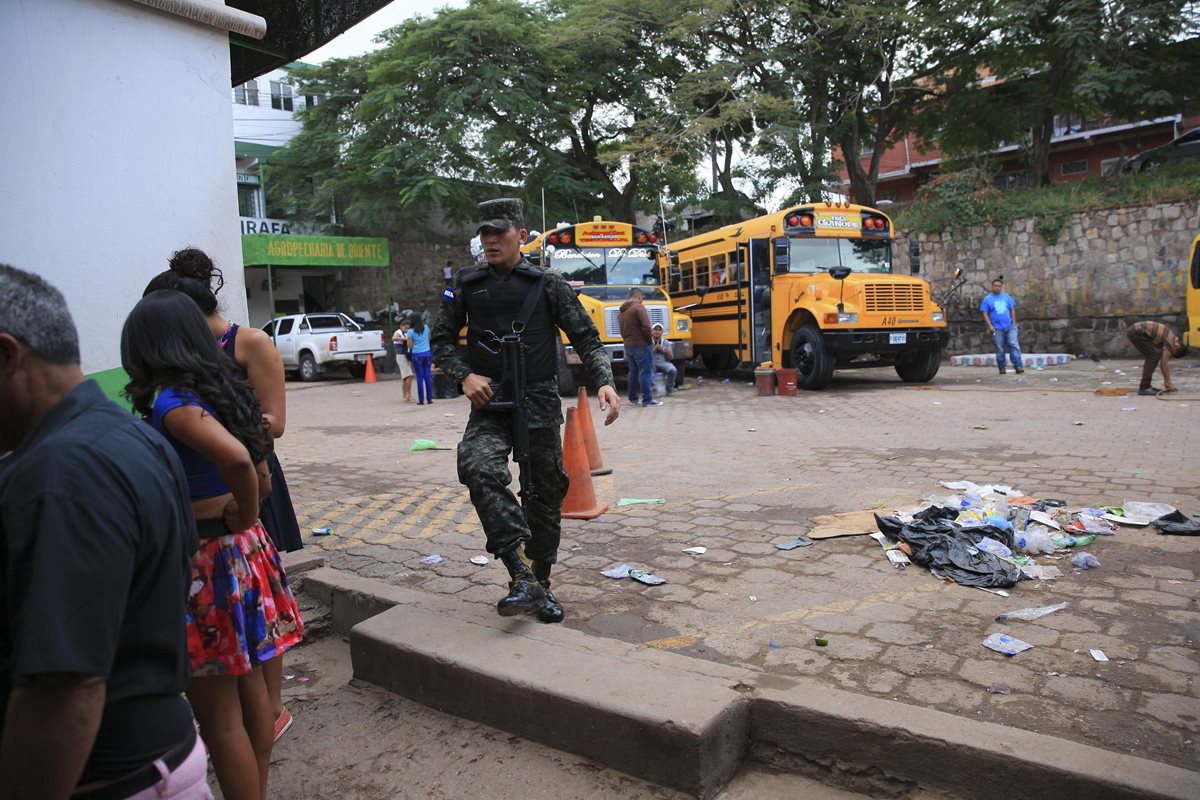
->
[[874, 512, 1021, 588], [1153, 511, 1200, 536]]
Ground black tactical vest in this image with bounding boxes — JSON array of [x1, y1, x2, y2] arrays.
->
[[461, 264, 557, 382]]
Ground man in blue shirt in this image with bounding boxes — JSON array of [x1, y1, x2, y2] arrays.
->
[[980, 278, 1024, 374]]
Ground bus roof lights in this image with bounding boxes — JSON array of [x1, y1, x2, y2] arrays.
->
[[786, 215, 800, 227], [548, 233, 559, 244], [650, 233, 658, 243], [560, 233, 572, 244], [800, 214, 813, 227], [636, 232, 648, 243]]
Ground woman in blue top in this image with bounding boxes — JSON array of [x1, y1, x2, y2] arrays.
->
[[122, 290, 303, 800], [407, 310, 434, 404]]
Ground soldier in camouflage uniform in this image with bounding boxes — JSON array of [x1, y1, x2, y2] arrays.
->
[[430, 199, 621, 623]]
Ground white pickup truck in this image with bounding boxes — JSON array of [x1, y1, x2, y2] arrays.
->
[[261, 313, 388, 381]]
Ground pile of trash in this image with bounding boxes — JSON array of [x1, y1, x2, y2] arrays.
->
[[872, 480, 1196, 589]]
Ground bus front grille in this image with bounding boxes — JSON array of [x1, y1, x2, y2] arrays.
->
[[604, 304, 670, 338], [863, 284, 924, 312]]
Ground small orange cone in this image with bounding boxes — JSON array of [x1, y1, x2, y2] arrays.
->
[[364, 356, 378, 383], [575, 387, 612, 477], [560, 407, 608, 520]]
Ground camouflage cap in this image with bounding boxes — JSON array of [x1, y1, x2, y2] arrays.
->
[[476, 198, 524, 233]]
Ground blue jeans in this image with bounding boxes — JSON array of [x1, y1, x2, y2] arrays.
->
[[993, 327, 1023, 370], [412, 353, 433, 402], [626, 345, 655, 404]]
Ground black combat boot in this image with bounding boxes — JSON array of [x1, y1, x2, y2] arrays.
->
[[496, 548, 545, 617], [531, 561, 564, 624]]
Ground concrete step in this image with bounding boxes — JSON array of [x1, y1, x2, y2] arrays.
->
[[303, 567, 1199, 800]]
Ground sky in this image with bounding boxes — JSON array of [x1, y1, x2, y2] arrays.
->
[[305, 0, 468, 63]]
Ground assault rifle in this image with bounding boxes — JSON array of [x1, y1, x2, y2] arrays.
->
[[477, 333, 534, 517]]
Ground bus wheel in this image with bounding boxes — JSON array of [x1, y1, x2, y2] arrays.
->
[[791, 326, 833, 389], [895, 348, 942, 383], [556, 341, 577, 397]]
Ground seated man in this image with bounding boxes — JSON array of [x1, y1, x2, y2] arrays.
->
[[650, 323, 678, 394]]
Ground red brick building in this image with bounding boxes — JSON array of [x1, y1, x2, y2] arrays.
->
[[838, 110, 1200, 204]]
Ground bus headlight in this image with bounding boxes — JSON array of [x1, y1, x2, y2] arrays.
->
[[932, 312, 945, 322], [676, 318, 689, 332], [838, 312, 858, 324]]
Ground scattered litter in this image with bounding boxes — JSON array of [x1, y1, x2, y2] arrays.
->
[[1052, 533, 1096, 549], [410, 439, 451, 451], [420, 554, 444, 565], [1073, 421, 1084, 426], [310, 527, 333, 536], [972, 424, 988, 430], [682, 546, 708, 555], [989, 684, 1011, 695], [1029, 510, 1061, 530], [1122, 501, 1176, 522], [629, 569, 666, 586], [1169, 579, 1183, 585], [1152, 510, 1200, 536], [601, 563, 632, 579], [977, 587, 1011, 597], [874, 511, 1020, 588], [995, 601, 1068, 623], [749, 595, 757, 601], [747, 428, 757, 432], [617, 498, 666, 506], [1021, 564, 1062, 580], [775, 537, 814, 550], [284, 674, 295, 680], [1072, 552, 1101, 570], [768, 641, 780, 650], [809, 510, 878, 539], [1121, 407, 1137, 411], [295, 676, 311, 684], [470, 555, 490, 566], [814, 637, 829, 647], [984, 633, 1034, 656], [933, 401, 942, 405], [1090, 649, 1109, 663]]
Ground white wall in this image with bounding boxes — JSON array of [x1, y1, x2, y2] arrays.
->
[[0, 0, 249, 376]]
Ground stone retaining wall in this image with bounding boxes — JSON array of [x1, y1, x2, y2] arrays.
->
[[897, 200, 1198, 357]]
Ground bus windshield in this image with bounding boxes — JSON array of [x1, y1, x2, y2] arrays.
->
[[786, 238, 892, 274], [546, 246, 660, 286]]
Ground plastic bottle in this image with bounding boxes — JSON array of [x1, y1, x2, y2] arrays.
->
[[1016, 524, 1059, 555]]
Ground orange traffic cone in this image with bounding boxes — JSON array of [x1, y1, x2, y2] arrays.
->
[[364, 356, 378, 383], [560, 406, 608, 520], [575, 387, 612, 477]]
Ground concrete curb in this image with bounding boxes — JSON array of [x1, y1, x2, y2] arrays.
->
[[302, 568, 1199, 800]]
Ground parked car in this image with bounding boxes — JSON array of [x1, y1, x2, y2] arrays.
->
[[262, 312, 388, 381], [1123, 127, 1200, 172]]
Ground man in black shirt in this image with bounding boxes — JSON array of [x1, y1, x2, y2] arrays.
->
[[0, 265, 202, 798]]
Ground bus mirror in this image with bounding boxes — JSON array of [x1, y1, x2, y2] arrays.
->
[[696, 286, 708, 298], [908, 240, 921, 274], [773, 237, 789, 274]]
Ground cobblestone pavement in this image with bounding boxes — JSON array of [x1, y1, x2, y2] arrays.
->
[[278, 357, 1200, 771]]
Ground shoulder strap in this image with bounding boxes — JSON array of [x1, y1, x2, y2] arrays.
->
[[513, 271, 546, 334]]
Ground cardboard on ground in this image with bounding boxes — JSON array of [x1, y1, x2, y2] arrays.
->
[[808, 510, 879, 539]]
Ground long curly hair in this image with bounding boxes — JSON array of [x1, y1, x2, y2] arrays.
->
[[143, 270, 217, 315], [122, 290, 270, 463], [168, 247, 224, 296]]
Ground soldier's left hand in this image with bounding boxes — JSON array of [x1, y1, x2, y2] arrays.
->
[[597, 385, 620, 425]]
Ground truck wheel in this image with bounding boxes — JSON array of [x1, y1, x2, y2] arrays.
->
[[299, 352, 319, 382], [556, 340, 577, 397], [791, 326, 833, 390], [895, 348, 941, 383]]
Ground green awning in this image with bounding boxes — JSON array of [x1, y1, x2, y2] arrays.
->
[[242, 233, 389, 267], [235, 140, 281, 160]]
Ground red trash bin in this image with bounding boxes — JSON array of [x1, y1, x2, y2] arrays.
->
[[776, 368, 798, 396], [754, 368, 776, 396]]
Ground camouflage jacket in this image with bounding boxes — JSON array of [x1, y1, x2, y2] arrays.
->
[[430, 258, 614, 427]]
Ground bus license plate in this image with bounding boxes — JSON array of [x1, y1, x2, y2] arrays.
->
[[889, 333, 907, 345]]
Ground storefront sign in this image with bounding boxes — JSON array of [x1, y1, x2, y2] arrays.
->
[[242, 233, 390, 267], [240, 217, 290, 235]]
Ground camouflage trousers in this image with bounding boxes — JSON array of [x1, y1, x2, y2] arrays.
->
[[457, 408, 568, 564]]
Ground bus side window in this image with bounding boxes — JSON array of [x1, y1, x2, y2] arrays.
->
[[711, 254, 727, 285], [695, 257, 709, 290], [729, 249, 742, 284], [681, 261, 694, 292]]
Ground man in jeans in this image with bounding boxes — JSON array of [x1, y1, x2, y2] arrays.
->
[[619, 287, 661, 406], [1126, 320, 1187, 396], [0, 265, 205, 799], [980, 278, 1024, 374]]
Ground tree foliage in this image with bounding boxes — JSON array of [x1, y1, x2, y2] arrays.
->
[[268, 0, 1200, 231]]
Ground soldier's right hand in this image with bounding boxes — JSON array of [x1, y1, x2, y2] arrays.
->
[[461, 373, 494, 409]]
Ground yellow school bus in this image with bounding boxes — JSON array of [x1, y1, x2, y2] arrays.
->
[[662, 202, 948, 389], [1187, 234, 1200, 347], [523, 218, 693, 393]]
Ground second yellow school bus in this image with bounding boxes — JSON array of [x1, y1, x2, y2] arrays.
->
[[523, 218, 693, 393], [1187, 234, 1199, 348], [662, 202, 949, 389]]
